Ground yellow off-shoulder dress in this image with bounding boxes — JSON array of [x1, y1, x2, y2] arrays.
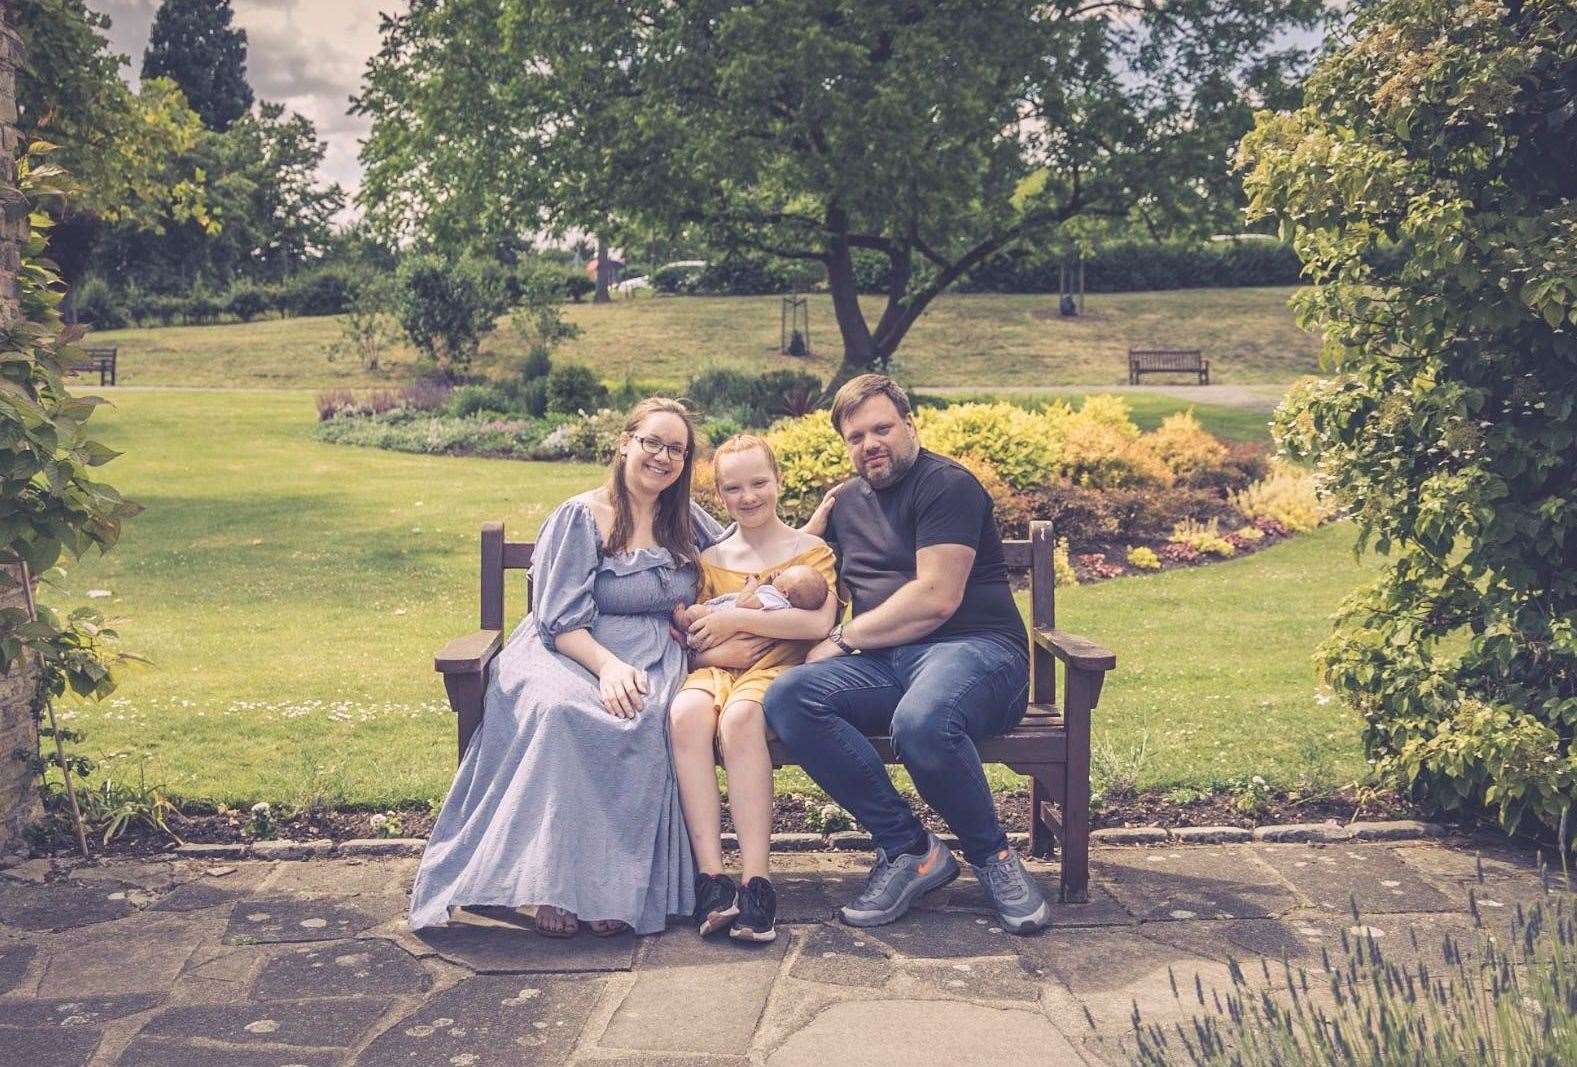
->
[[680, 541, 839, 712]]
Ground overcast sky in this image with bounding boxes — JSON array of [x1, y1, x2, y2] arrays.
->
[[85, 1, 405, 208]]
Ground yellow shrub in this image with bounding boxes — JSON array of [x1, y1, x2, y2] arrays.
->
[[1126, 545, 1162, 571], [1061, 418, 1174, 488], [1144, 410, 1230, 484], [762, 413, 852, 524], [915, 402, 1060, 491], [1054, 536, 1078, 587], [1073, 394, 1140, 437], [1233, 524, 1265, 542], [1230, 460, 1332, 532], [1170, 517, 1236, 557]]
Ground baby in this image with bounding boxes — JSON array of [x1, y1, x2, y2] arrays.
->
[[673, 564, 829, 633]]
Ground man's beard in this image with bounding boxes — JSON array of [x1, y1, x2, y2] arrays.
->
[[860, 444, 917, 489]]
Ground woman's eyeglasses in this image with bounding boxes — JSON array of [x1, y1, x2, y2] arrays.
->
[[631, 434, 688, 461]]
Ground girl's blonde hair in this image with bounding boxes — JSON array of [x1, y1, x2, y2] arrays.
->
[[712, 433, 778, 477]]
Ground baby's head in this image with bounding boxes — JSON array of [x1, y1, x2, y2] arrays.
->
[[772, 564, 829, 611]]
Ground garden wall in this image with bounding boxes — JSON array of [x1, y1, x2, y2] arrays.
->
[[0, 8, 40, 854]]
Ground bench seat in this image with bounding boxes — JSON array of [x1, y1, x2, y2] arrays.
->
[[436, 518, 1114, 902]]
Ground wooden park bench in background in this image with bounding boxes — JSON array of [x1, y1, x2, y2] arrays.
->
[[435, 519, 1117, 903], [70, 344, 118, 386], [1127, 347, 1208, 385]]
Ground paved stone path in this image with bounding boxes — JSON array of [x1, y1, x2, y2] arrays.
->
[[0, 835, 1561, 1065]]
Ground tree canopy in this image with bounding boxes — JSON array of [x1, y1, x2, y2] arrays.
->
[[141, 0, 253, 132], [1251, 0, 1577, 833], [355, 0, 1329, 378]]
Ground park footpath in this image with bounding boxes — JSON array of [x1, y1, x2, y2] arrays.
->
[[0, 822, 1562, 1066]]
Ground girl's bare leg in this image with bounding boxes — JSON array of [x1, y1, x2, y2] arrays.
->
[[670, 688, 726, 875], [717, 698, 773, 883]]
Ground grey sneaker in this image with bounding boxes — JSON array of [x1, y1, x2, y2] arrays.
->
[[972, 849, 1051, 934], [839, 834, 959, 927]]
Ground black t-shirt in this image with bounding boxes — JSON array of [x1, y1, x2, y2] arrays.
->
[[825, 449, 1027, 645]]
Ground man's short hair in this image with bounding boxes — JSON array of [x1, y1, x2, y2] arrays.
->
[[830, 374, 913, 434]]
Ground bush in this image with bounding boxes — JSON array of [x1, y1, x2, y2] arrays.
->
[[1144, 410, 1230, 486], [1057, 399, 1174, 489], [183, 285, 224, 324], [512, 377, 549, 417], [563, 272, 596, 303], [395, 253, 509, 379], [1125, 545, 1161, 571], [684, 368, 823, 427], [73, 277, 126, 329], [122, 286, 155, 327], [1169, 517, 1236, 557], [651, 262, 705, 293], [761, 413, 853, 525], [226, 281, 272, 323], [520, 347, 553, 381], [284, 266, 355, 317], [545, 363, 609, 414], [914, 402, 1060, 491], [955, 238, 1304, 294], [1229, 460, 1330, 533], [149, 294, 185, 326], [533, 408, 623, 462], [448, 384, 516, 419]]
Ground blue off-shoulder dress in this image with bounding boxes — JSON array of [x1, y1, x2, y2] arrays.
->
[[408, 498, 723, 934]]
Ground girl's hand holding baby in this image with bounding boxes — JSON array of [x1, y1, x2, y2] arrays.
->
[[687, 607, 745, 651]]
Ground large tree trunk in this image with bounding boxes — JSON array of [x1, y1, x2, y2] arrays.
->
[[593, 233, 612, 304], [823, 233, 880, 392]]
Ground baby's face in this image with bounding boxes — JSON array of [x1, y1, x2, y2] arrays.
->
[[775, 565, 828, 610]]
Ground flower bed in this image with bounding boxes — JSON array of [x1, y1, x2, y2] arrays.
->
[[317, 388, 1334, 582]]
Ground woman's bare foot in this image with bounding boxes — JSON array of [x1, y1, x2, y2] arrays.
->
[[588, 919, 631, 937], [534, 905, 579, 938]]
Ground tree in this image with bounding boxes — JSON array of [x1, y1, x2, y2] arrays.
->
[[355, 0, 1329, 383], [141, 0, 253, 132], [15, 0, 213, 295], [1247, 0, 1577, 834]]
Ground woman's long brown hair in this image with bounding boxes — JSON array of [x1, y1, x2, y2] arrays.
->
[[605, 397, 700, 567]]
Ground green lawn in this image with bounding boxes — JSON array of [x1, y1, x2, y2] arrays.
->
[[43, 388, 1372, 810], [88, 286, 1321, 391]]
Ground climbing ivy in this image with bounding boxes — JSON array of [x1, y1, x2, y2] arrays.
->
[[1242, 0, 1577, 834]]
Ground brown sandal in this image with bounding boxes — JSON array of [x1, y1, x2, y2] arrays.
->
[[533, 905, 580, 939], [588, 919, 631, 937]]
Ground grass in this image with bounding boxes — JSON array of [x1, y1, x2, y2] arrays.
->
[[87, 286, 1321, 391], [41, 387, 1374, 810]]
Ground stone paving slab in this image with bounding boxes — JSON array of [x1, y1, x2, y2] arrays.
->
[[788, 923, 893, 988], [0, 879, 137, 931], [0, 836, 1556, 1065], [223, 895, 381, 944], [357, 974, 600, 1065], [139, 995, 392, 1048], [1253, 842, 1454, 915], [117, 1039, 342, 1066], [1094, 846, 1297, 920], [601, 928, 788, 1056], [0, 1024, 103, 1066], [252, 938, 433, 999], [766, 999, 1082, 1066], [0, 940, 34, 995]]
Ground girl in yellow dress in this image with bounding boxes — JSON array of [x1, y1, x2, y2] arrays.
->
[[671, 434, 839, 942]]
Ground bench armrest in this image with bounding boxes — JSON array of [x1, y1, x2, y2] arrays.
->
[[435, 629, 503, 674], [1033, 628, 1116, 672]]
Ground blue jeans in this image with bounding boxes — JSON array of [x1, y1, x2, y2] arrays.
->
[[764, 632, 1029, 867]]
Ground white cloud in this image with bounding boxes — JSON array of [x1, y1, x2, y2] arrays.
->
[[84, 1, 406, 205]]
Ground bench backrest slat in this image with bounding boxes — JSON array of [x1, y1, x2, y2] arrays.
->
[[478, 521, 1054, 636]]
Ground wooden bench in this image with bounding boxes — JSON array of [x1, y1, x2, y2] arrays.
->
[[434, 519, 1116, 903], [69, 345, 118, 386], [1127, 347, 1207, 385]]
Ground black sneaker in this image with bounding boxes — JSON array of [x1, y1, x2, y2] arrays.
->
[[729, 877, 777, 943], [693, 872, 738, 936]]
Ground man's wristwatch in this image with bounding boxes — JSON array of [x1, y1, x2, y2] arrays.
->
[[827, 623, 856, 655]]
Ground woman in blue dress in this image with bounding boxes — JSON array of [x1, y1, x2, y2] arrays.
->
[[409, 397, 753, 937]]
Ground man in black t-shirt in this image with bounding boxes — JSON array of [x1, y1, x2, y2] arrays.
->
[[764, 375, 1050, 933]]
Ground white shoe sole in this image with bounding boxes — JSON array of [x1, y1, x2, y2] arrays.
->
[[998, 897, 1052, 934], [728, 923, 777, 943]]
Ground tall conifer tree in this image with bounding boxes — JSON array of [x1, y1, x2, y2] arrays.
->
[[141, 0, 253, 131]]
